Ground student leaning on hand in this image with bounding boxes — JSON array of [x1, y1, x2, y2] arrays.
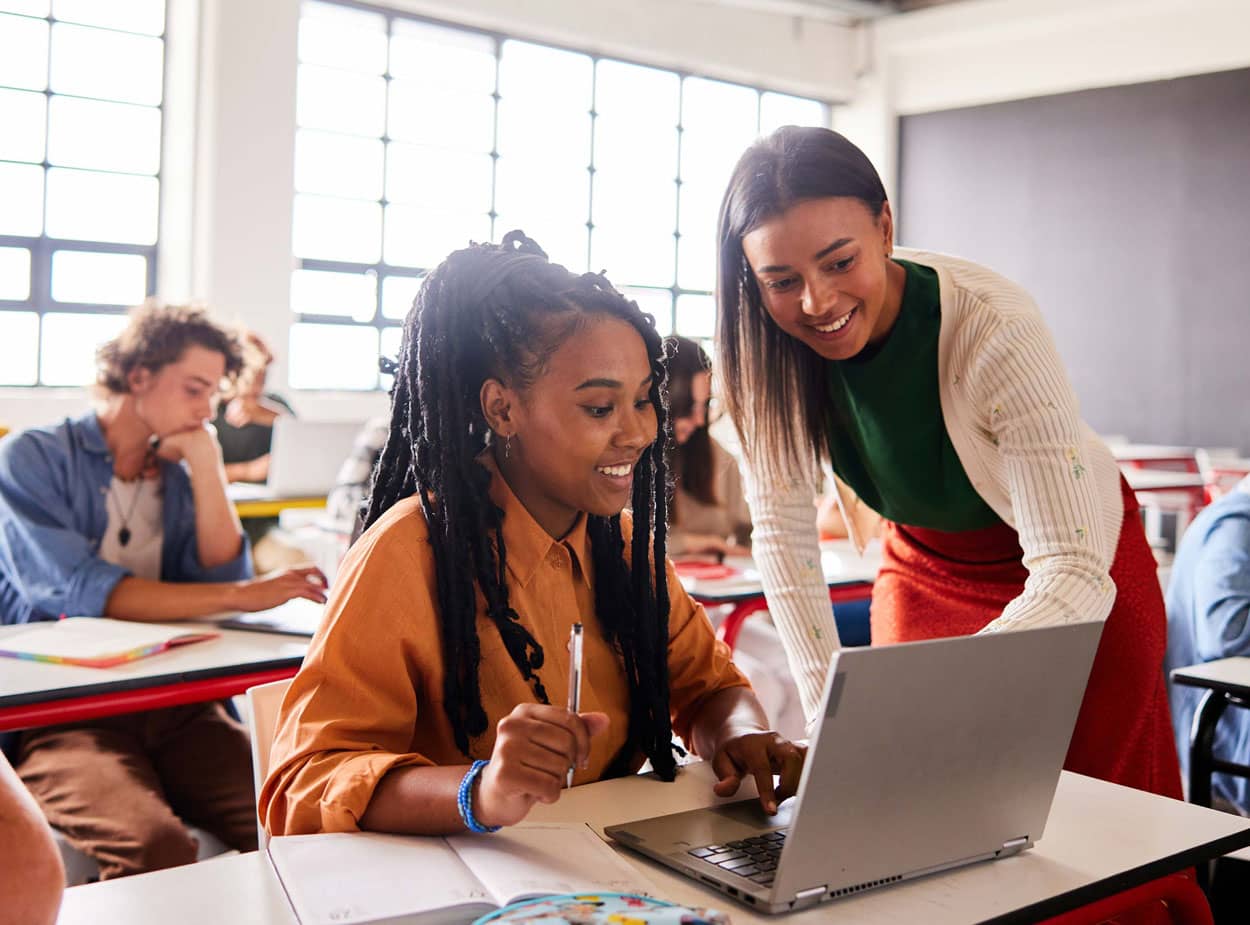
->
[[261, 233, 804, 837]]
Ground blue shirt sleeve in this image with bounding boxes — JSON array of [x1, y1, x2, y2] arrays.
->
[[0, 434, 128, 619], [159, 462, 255, 584], [1191, 509, 1250, 662]]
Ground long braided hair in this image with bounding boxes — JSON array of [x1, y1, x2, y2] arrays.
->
[[363, 231, 679, 781]]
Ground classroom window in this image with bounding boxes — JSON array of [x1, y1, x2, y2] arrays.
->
[[0, 0, 165, 387], [290, 0, 829, 390]]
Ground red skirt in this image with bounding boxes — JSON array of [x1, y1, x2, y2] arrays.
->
[[871, 477, 1182, 799]]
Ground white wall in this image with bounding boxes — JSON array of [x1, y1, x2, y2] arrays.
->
[[835, 0, 1250, 206], [0, 0, 856, 430]]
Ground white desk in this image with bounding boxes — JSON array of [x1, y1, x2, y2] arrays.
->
[[0, 623, 307, 731], [59, 763, 1250, 925]]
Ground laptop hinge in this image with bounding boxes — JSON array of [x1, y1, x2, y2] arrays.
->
[[1000, 836, 1029, 855], [792, 886, 827, 910]]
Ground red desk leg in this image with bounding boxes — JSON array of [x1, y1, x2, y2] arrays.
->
[[716, 582, 874, 653]]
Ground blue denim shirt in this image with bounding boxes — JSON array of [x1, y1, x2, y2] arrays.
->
[[1164, 482, 1250, 813], [0, 411, 253, 626]]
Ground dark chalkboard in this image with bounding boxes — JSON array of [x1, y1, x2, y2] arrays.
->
[[897, 67, 1250, 452]]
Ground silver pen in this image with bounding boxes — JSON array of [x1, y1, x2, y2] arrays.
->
[[566, 622, 584, 788]]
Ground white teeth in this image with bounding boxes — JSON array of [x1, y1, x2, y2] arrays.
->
[[597, 464, 632, 477], [813, 309, 855, 333]]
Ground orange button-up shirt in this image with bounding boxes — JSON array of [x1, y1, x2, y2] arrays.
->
[[261, 458, 749, 835]]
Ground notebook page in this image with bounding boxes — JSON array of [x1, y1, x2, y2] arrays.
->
[[268, 832, 495, 925], [447, 823, 656, 907], [0, 618, 215, 666]]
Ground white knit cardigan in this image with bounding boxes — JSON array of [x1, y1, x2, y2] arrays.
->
[[740, 248, 1124, 721]]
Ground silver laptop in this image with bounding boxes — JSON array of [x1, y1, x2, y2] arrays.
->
[[229, 418, 361, 500], [606, 621, 1103, 914]]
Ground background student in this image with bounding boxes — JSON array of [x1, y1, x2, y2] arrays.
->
[[664, 336, 752, 560], [714, 126, 1180, 799], [1165, 474, 1250, 813], [214, 329, 294, 485], [261, 233, 803, 837], [0, 754, 63, 925], [0, 302, 327, 879]]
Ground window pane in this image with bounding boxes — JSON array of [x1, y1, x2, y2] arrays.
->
[[760, 91, 826, 133], [0, 162, 45, 236], [297, 65, 386, 136], [298, 1, 386, 74], [384, 205, 489, 269], [0, 1, 50, 15], [623, 287, 673, 337], [675, 293, 715, 338], [51, 250, 147, 304], [494, 215, 586, 274], [289, 268, 376, 322], [591, 225, 674, 290], [289, 322, 380, 390], [40, 310, 128, 386], [386, 143, 492, 213], [45, 168, 159, 244], [387, 81, 495, 152], [50, 23, 163, 105], [677, 232, 716, 294], [0, 311, 38, 385], [499, 41, 591, 112], [390, 19, 495, 94], [292, 193, 382, 263], [0, 247, 32, 300], [496, 97, 589, 166], [495, 158, 588, 229], [680, 78, 759, 189], [294, 129, 383, 200], [593, 114, 677, 179], [592, 171, 676, 288], [0, 13, 49, 91], [52, 0, 165, 36], [0, 88, 46, 163], [48, 96, 161, 174], [595, 60, 680, 128], [381, 274, 423, 320]]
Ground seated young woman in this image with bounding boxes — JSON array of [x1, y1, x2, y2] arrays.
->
[[260, 233, 803, 837], [664, 336, 752, 561]]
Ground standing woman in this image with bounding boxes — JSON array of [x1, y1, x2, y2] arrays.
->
[[716, 126, 1180, 798]]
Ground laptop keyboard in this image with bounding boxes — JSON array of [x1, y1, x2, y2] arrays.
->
[[687, 830, 786, 886]]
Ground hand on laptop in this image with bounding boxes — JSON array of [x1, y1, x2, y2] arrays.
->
[[711, 732, 806, 815], [475, 704, 610, 828]]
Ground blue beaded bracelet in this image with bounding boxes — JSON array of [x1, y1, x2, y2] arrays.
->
[[457, 759, 501, 833]]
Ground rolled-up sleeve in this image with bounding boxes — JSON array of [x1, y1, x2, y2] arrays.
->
[[664, 559, 751, 744], [259, 516, 440, 835], [0, 435, 128, 620]]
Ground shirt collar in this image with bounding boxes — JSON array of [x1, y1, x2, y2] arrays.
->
[[75, 411, 110, 455], [479, 452, 592, 590]]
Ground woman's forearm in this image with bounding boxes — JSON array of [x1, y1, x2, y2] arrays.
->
[[359, 764, 472, 835], [688, 686, 770, 761]]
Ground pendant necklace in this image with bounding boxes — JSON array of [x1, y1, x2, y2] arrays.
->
[[110, 478, 146, 547]]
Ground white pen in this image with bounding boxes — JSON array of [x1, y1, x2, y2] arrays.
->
[[566, 622, 584, 789]]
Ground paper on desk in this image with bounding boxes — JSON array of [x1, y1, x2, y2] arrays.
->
[[447, 822, 658, 905]]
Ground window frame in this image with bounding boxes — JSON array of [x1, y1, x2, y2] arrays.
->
[[292, 0, 830, 390], [0, 4, 165, 387]]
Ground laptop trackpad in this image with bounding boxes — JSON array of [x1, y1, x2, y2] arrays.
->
[[708, 797, 796, 830]]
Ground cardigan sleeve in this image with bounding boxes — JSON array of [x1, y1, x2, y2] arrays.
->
[[738, 423, 840, 724], [968, 313, 1118, 632]]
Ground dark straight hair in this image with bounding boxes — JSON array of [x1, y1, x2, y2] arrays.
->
[[715, 126, 888, 471], [664, 336, 716, 513]]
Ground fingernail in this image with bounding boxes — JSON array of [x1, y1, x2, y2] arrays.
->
[[766, 801, 777, 813]]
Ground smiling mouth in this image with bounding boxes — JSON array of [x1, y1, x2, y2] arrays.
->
[[810, 307, 857, 333], [596, 463, 633, 478]]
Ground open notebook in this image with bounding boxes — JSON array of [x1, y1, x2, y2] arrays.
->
[[0, 617, 218, 669], [267, 823, 655, 925]]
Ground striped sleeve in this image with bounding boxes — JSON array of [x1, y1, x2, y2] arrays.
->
[[968, 310, 1119, 632], [739, 428, 840, 725]]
